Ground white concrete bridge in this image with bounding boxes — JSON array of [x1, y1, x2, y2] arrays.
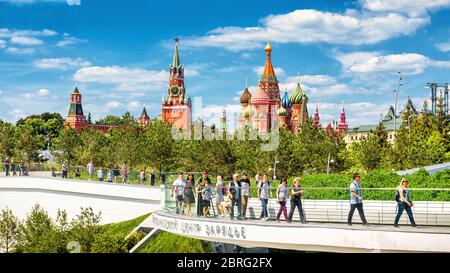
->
[[2, 176, 450, 253]]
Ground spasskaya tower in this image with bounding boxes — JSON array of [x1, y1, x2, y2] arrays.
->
[[161, 38, 192, 130]]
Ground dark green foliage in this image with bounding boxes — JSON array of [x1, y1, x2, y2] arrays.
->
[[138, 231, 212, 253], [11, 205, 148, 253]]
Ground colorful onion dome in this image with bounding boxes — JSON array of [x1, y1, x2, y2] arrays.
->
[[289, 83, 305, 104], [277, 106, 287, 117], [240, 87, 252, 104], [281, 92, 292, 109]]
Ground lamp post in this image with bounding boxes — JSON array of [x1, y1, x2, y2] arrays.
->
[[273, 155, 280, 181], [393, 71, 403, 138], [327, 153, 335, 175]]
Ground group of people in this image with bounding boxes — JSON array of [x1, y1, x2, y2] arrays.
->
[[3, 158, 26, 176], [171, 171, 419, 228], [60, 160, 159, 185]]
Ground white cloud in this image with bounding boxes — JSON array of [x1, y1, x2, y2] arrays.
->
[[336, 52, 450, 75], [183, 7, 430, 51], [0, 0, 80, 5], [34, 57, 91, 70], [359, 0, 450, 16], [105, 101, 122, 109], [127, 101, 142, 110], [22, 88, 50, 98], [286, 75, 337, 86], [10, 36, 44, 46], [73, 66, 168, 92], [56, 36, 86, 47], [0, 39, 5, 48], [5, 47, 35, 54], [66, 0, 80, 5], [436, 42, 450, 52]]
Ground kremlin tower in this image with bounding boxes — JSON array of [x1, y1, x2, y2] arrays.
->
[[161, 38, 192, 130], [65, 86, 113, 133], [66, 86, 88, 132], [313, 105, 321, 130], [138, 106, 150, 126], [337, 103, 348, 135]]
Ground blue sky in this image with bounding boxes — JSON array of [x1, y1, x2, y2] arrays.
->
[[1, 0, 450, 128]]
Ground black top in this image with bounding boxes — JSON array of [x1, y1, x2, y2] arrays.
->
[[291, 185, 302, 201]]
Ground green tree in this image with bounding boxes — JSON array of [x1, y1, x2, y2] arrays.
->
[[0, 208, 20, 253], [14, 125, 43, 163], [0, 120, 15, 160], [16, 204, 57, 253], [69, 207, 102, 253], [52, 126, 80, 165]]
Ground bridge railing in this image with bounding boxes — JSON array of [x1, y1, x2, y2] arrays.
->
[[161, 184, 450, 226]]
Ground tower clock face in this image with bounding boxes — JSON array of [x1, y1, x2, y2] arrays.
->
[[171, 86, 180, 96]]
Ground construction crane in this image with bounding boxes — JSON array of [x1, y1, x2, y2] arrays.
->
[[425, 82, 449, 115]]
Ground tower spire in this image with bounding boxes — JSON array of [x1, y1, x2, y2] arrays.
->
[[172, 37, 180, 68]]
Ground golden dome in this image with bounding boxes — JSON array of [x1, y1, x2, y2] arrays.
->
[[265, 41, 272, 51]]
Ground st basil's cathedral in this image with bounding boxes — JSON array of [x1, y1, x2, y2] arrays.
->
[[238, 42, 348, 135]]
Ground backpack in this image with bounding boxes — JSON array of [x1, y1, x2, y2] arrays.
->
[[395, 190, 400, 202]]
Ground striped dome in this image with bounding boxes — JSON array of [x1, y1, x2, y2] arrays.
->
[[240, 87, 252, 104], [281, 92, 292, 109], [290, 83, 304, 104], [277, 106, 288, 117]]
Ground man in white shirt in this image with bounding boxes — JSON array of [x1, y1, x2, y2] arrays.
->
[[171, 172, 186, 214], [87, 160, 94, 181], [97, 168, 104, 182]]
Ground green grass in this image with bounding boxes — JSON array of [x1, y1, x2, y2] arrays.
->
[[104, 213, 150, 237], [138, 231, 212, 253]]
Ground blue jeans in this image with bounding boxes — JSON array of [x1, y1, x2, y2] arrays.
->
[[260, 198, 269, 218], [394, 202, 416, 226]]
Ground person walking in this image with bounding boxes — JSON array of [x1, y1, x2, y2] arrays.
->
[[215, 175, 227, 217], [202, 182, 214, 217], [394, 179, 418, 228], [184, 173, 196, 216], [74, 168, 81, 179], [196, 171, 211, 216], [288, 177, 307, 224], [150, 170, 156, 186], [4, 158, 10, 177], [160, 172, 166, 185], [276, 178, 289, 222], [171, 172, 186, 214], [255, 173, 260, 184], [19, 161, 25, 176], [139, 167, 146, 185], [87, 160, 94, 181], [97, 168, 104, 182], [61, 161, 68, 179], [240, 172, 251, 219], [107, 169, 113, 183], [258, 174, 271, 221], [347, 173, 368, 226], [113, 164, 120, 183], [10, 160, 16, 176], [121, 162, 127, 184], [228, 173, 242, 220]]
